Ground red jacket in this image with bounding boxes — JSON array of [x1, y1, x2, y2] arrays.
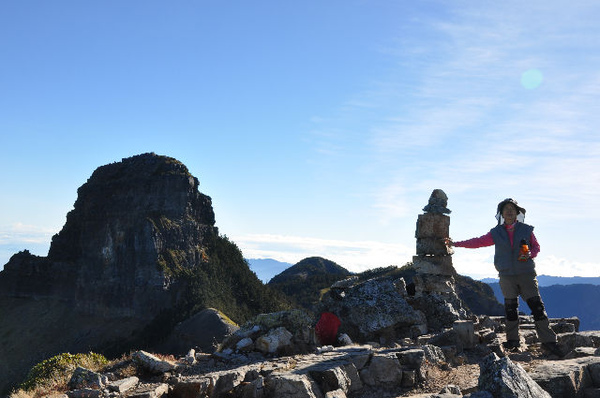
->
[[454, 222, 540, 258]]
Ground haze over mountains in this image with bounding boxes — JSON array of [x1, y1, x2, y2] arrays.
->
[[246, 258, 292, 283], [482, 275, 600, 287], [248, 258, 600, 286], [248, 258, 600, 331]]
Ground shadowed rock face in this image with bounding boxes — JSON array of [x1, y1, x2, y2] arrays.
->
[[0, 153, 292, 395], [1, 153, 218, 319]]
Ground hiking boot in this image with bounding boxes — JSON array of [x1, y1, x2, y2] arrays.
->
[[502, 340, 520, 350], [542, 342, 566, 358]]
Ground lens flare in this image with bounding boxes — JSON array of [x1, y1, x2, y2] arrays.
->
[[521, 69, 543, 89]]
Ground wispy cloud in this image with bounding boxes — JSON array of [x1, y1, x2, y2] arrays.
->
[[0, 223, 56, 245], [536, 255, 600, 277], [362, 2, 600, 224]]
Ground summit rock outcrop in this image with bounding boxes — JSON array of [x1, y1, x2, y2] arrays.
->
[[0, 153, 289, 395], [2, 153, 217, 318]]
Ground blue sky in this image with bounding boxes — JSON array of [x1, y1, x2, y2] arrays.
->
[[1, 1, 599, 279]]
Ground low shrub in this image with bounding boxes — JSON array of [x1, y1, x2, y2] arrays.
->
[[15, 352, 108, 396]]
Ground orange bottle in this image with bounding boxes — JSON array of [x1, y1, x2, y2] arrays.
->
[[518, 239, 529, 261]]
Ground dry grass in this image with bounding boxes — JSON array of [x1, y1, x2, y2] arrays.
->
[[9, 352, 135, 398]]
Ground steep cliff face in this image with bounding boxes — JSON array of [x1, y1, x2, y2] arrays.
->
[[0, 153, 291, 395], [1, 153, 218, 319]]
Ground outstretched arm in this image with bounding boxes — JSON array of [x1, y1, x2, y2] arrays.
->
[[447, 232, 494, 249]]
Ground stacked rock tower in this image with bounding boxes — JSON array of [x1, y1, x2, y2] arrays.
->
[[409, 189, 469, 330], [414, 189, 455, 278]]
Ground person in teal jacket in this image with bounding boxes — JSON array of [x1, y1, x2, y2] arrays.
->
[[447, 198, 564, 357]]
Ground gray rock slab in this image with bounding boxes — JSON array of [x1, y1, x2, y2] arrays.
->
[[171, 376, 213, 398], [132, 350, 176, 374], [128, 383, 169, 398], [529, 357, 600, 397], [265, 374, 324, 398], [478, 353, 551, 398]]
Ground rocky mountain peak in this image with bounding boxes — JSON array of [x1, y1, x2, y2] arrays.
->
[[0, 153, 292, 395], [269, 256, 351, 284], [2, 153, 218, 319]]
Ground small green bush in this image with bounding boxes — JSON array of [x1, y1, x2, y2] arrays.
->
[[19, 352, 108, 392]]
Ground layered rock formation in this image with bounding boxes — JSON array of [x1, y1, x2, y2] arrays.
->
[[1, 153, 217, 318], [0, 153, 288, 395]]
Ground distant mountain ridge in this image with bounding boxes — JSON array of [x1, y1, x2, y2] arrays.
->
[[265, 258, 504, 319], [246, 258, 292, 283], [269, 256, 351, 284], [486, 282, 600, 331], [250, 259, 598, 330], [481, 275, 600, 287], [267, 257, 352, 313]]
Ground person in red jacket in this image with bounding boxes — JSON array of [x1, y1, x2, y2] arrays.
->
[[446, 198, 564, 357], [315, 312, 341, 346]]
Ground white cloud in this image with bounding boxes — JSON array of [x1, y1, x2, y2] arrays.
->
[[0, 223, 56, 245], [232, 233, 414, 273], [452, 249, 497, 280], [0, 223, 56, 269], [535, 255, 600, 278]]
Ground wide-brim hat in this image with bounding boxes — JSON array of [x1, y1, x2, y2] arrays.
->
[[495, 198, 526, 224]]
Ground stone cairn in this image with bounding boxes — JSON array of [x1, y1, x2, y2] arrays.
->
[[413, 188, 454, 281], [409, 189, 469, 331]]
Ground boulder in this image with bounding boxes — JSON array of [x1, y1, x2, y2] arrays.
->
[[360, 352, 403, 387], [171, 377, 213, 398], [397, 348, 425, 370], [107, 376, 139, 393], [529, 357, 600, 397], [222, 309, 314, 353], [159, 308, 239, 355], [212, 369, 247, 397], [422, 344, 446, 364], [256, 327, 293, 354], [408, 289, 469, 332], [127, 383, 169, 398], [558, 332, 595, 352], [251, 309, 314, 333], [324, 389, 346, 398], [308, 366, 352, 395], [320, 277, 426, 343], [453, 320, 476, 349], [265, 374, 324, 398], [68, 367, 107, 390], [478, 353, 551, 398], [132, 351, 176, 374]]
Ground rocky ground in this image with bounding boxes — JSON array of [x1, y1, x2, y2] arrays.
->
[[19, 314, 600, 398]]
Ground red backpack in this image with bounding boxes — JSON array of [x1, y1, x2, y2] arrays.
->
[[315, 312, 341, 345]]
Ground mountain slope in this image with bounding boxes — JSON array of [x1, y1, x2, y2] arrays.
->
[[268, 256, 352, 313]]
